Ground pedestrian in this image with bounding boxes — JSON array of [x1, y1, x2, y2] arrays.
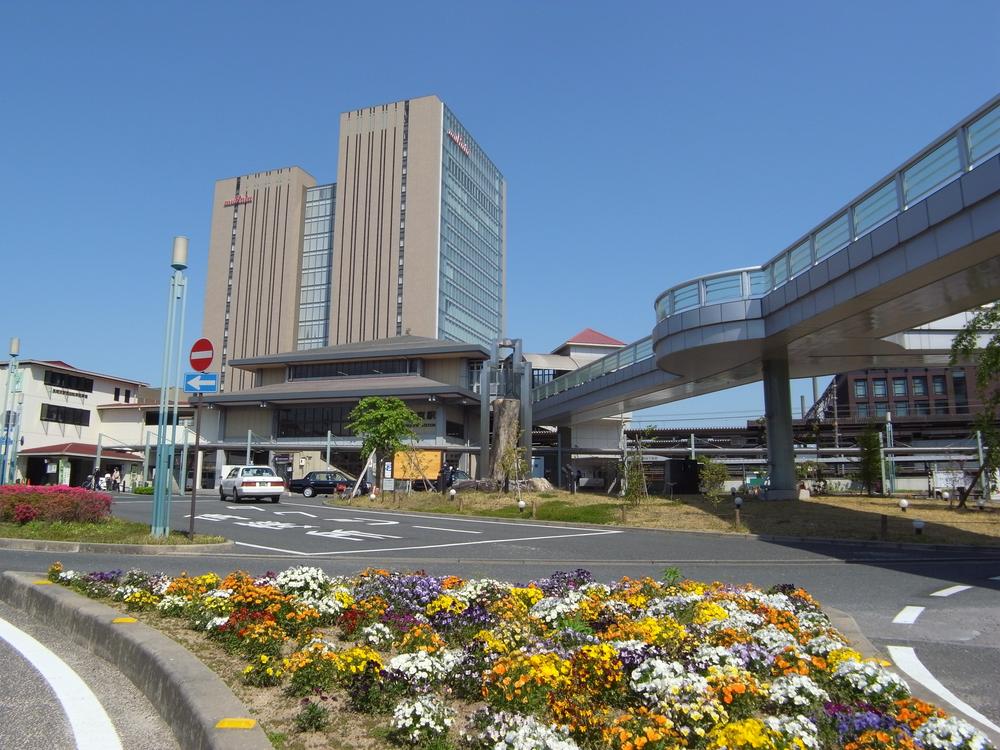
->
[[98, 472, 107, 491], [112, 468, 121, 492]]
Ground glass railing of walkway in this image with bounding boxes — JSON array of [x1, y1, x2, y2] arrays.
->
[[532, 337, 653, 402], [534, 96, 1000, 404], [653, 96, 1000, 321]]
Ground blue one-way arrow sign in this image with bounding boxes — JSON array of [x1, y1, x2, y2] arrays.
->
[[184, 372, 218, 393]]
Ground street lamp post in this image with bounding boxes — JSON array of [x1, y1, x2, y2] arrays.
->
[[151, 237, 189, 537], [1, 337, 20, 483]]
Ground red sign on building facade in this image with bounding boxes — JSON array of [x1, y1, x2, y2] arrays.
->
[[189, 338, 214, 372]]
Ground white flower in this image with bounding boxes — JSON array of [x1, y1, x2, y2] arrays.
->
[[275, 566, 330, 598], [530, 590, 586, 625], [390, 695, 454, 743], [763, 714, 820, 749], [768, 674, 829, 707], [465, 710, 580, 750], [205, 616, 229, 630], [388, 651, 452, 685], [361, 622, 394, 648], [752, 625, 799, 654], [630, 658, 708, 703], [914, 716, 994, 750], [803, 633, 848, 656], [832, 658, 910, 703]]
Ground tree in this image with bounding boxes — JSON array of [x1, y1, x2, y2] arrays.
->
[[950, 303, 1000, 508], [347, 397, 421, 491], [697, 455, 728, 504], [497, 417, 530, 494], [857, 423, 882, 496]]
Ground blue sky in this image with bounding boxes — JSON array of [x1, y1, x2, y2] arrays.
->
[[1, 2, 997, 425]]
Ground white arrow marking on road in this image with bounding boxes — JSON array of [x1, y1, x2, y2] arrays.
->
[[323, 517, 365, 523], [227, 505, 266, 511], [363, 519, 399, 526], [930, 585, 972, 597], [989, 576, 1000, 581], [888, 645, 1000, 733], [892, 606, 925, 624], [274, 511, 318, 518], [234, 521, 316, 530], [196, 513, 251, 522], [306, 529, 402, 541]]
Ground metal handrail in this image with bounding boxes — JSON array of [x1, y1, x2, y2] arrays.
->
[[654, 95, 1000, 320]]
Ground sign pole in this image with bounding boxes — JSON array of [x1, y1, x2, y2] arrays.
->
[[188, 392, 203, 539]]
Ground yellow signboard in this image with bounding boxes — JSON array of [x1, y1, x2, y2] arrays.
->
[[392, 450, 443, 480]]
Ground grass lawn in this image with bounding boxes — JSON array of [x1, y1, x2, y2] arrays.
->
[[330, 488, 1000, 546], [0, 517, 226, 544]]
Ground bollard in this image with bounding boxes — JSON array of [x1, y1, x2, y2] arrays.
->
[[880, 514, 888, 540], [913, 519, 925, 536], [734, 508, 741, 529]]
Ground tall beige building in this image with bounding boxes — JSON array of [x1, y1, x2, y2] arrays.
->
[[203, 95, 506, 392]]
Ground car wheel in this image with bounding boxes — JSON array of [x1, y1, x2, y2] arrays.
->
[[303, 487, 315, 498], [219, 488, 226, 501], [271, 496, 280, 504], [233, 490, 242, 503]]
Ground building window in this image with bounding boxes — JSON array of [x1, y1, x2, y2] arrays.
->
[[914, 401, 930, 415], [932, 400, 948, 415], [894, 401, 909, 416], [874, 403, 888, 417], [892, 378, 907, 397], [953, 371, 968, 414], [932, 375, 947, 395], [40, 403, 90, 427], [872, 379, 887, 399], [124, 389, 131, 403], [532, 368, 556, 388], [43, 370, 94, 393], [912, 376, 927, 397], [114, 387, 121, 402], [856, 403, 869, 418], [853, 380, 868, 399]]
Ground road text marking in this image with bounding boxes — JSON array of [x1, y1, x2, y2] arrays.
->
[[0, 616, 123, 750], [887, 645, 1000, 734], [892, 606, 925, 624], [930, 585, 972, 597]]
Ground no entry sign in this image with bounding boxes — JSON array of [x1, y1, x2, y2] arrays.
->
[[189, 338, 214, 372]]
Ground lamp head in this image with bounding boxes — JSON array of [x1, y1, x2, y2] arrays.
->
[[898, 498, 909, 511], [734, 496, 743, 508], [171, 236, 189, 270]]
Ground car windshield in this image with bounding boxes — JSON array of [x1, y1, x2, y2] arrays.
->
[[243, 467, 276, 477]]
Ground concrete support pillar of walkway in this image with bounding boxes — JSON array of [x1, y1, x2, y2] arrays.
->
[[762, 355, 797, 500]]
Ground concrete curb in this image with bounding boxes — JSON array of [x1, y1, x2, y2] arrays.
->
[[825, 606, 882, 660], [0, 571, 272, 750], [0, 538, 235, 554]]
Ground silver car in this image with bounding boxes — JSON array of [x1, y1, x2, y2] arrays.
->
[[219, 465, 285, 503]]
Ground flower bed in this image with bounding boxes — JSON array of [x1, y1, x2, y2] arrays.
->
[[0, 485, 111, 523], [48, 563, 994, 750]]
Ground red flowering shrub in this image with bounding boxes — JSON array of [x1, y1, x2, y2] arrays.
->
[[13, 504, 40, 524], [0, 485, 112, 523]]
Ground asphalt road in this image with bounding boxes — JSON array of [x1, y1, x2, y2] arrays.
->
[[2, 490, 998, 745], [0, 599, 180, 750]]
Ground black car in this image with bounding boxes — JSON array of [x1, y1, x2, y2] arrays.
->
[[288, 470, 356, 498]]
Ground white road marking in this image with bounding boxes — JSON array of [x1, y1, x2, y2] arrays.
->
[[306, 529, 403, 541], [888, 645, 1000, 734], [194, 513, 251, 522], [990, 576, 1000, 581], [413, 525, 482, 534], [0, 617, 123, 750], [292, 529, 624, 556], [228, 505, 266, 511], [233, 541, 309, 556], [274, 511, 317, 518], [892, 606, 925, 624], [931, 585, 972, 597], [279, 499, 600, 531], [233, 521, 316, 531]]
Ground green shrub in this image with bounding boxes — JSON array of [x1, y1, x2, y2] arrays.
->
[[133, 485, 154, 495]]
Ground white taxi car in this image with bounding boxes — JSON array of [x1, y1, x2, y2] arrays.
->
[[219, 465, 285, 503]]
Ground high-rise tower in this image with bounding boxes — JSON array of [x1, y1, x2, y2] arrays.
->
[[202, 96, 505, 392]]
